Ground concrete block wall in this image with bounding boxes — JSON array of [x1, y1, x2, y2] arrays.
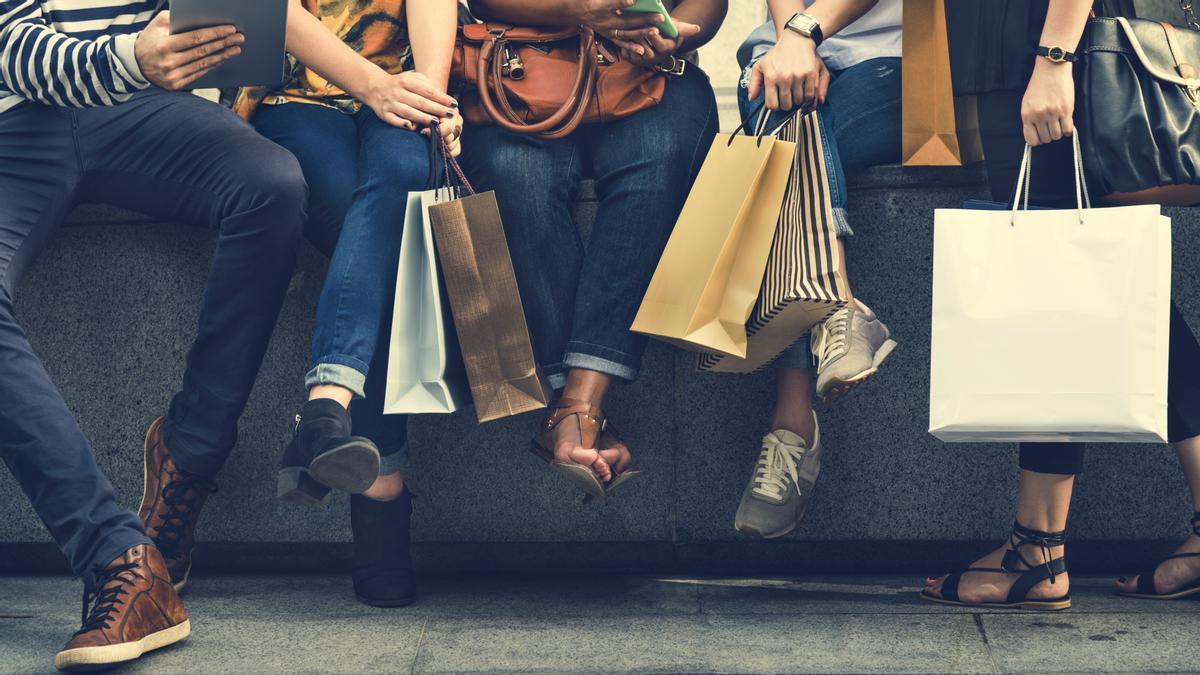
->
[[3, 165, 1198, 575]]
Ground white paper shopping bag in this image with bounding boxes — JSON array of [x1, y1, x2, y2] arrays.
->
[[384, 189, 468, 414], [929, 141, 1171, 443]]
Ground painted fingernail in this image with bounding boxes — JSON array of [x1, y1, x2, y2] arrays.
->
[[444, 111, 454, 118], [450, 101, 459, 108], [1118, 577, 1127, 582]]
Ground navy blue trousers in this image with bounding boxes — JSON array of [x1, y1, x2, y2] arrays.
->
[[0, 91, 306, 588]]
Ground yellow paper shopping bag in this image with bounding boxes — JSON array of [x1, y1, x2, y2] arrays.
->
[[631, 123, 797, 358]]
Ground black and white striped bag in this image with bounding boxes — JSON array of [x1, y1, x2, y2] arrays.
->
[[698, 111, 848, 373]]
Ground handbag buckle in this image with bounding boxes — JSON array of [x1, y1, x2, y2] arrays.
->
[[656, 55, 687, 76]]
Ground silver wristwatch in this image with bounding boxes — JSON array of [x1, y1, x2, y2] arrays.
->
[[785, 12, 824, 47]]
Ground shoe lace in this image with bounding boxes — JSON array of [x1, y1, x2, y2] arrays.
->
[[76, 562, 139, 635], [751, 434, 808, 500], [152, 472, 217, 559], [1005, 522, 1068, 583], [818, 309, 852, 363]]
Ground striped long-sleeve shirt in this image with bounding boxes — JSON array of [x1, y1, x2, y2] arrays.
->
[[0, 0, 160, 114]]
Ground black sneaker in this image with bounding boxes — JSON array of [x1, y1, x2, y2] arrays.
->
[[277, 399, 380, 504], [351, 491, 416, 607]]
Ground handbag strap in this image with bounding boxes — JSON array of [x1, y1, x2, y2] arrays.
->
[[1160, 21, 1198, 78], [475, 26, 598, 138], [1010, 135, 1092, 225]]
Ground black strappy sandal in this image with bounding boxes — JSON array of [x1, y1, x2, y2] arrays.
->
[[921, 522, 1072, 611], [1118, 512, 1200, 601]]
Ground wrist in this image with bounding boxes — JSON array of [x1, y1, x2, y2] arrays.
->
[[1032, 56, 1072, 76], [779, 29, 817, 51], [355, 67, 392, 105]]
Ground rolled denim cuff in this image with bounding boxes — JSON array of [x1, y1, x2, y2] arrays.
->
[[546, 369, 568, 391], [563, 350, 639, 384], [833, 207, 853, 237], [305, 361, 368, 399], [772, 337, 815, 370], [378, 443, 408, 476]]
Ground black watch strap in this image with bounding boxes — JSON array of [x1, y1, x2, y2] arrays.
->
[[1035, 45, 1078, 63]]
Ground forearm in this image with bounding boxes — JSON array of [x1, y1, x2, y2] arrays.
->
[[671, 0, 727, 52], [767, 0, 879, 39], [1038, 0, 1092, 53], [1, 5, 147, 107], [407, 0, 456, 91], [284, 0, 388, 101], [469, 0, 580, 26]]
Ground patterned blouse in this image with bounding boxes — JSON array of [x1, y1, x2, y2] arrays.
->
[[234, 0, 411, 119]]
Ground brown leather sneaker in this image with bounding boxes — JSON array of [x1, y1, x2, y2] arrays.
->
[[138, 417, 217, 592], [54, 544, 190, 671]]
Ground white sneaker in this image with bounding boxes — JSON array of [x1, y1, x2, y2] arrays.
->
[[811, 300, 897, 402]]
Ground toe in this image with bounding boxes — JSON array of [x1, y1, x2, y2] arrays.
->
[[1115, 575, 1139, 593]]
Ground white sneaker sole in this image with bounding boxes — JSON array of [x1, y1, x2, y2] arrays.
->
[[55, 620, 190, 671], [819, 338, 898, 402]]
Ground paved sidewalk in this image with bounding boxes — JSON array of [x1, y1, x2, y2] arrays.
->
[[1, 575, 1198, 673]]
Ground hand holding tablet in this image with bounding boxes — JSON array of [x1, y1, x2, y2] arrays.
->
[[133, 12, 245, 91]]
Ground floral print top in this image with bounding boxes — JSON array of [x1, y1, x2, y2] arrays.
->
[[234, 0, 410, 119]]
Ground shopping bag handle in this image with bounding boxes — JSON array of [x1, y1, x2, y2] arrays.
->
[[429, 121, 476, 197], [726, 101, 808, 147], [1010, 134, 1091, 225]]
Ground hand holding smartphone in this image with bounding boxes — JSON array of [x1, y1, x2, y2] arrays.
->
[[624, 0, 679, 39]]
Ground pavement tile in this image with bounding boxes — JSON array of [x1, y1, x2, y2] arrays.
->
[[982, 613, 1200, 673], [414, 575, 700, 617], [411, 614, 992, 674]]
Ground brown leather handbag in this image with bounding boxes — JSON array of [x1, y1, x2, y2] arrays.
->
[[451, 22, 674, 139]]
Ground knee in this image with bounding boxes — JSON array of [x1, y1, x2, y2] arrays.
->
[[249, 145, 309, 215], [226, 143, 308, 241]]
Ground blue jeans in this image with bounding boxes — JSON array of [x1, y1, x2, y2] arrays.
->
[[255, 103, 430, 474], [737, 56, 902, 368], [462, 64, 719, 387], [0, 92, 305, 588]]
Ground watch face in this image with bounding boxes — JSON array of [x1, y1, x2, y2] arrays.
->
[[789, 14, 817, 34], [1048, 46, 1065, 61]]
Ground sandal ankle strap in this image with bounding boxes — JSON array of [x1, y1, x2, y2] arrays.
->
[[1003, 521, 1068, 582]]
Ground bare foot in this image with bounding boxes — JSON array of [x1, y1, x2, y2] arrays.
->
[[597, 429, 633, 477], [550, 417, 612, 483], [1115, 532, 1200, 595], [924, 540, 1070, 604]]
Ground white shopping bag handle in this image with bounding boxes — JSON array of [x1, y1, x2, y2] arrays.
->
[[1010, 134, 1092, 225]]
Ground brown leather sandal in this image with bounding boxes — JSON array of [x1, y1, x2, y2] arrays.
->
[[530, 397, 640, 500]]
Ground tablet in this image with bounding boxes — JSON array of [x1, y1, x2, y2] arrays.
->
[[169, 0, 288, 90]]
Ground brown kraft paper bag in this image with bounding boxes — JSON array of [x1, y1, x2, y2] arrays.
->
[[902, 0, 984, 166], [428, 185, 551, 423]]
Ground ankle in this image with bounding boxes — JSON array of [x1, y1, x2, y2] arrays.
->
[[770, 410, 816, 445], [362, 473, 405, 502], [309, 385, 353, 410]]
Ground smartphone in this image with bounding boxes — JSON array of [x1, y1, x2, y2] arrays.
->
[[625, 0, 679, 39]]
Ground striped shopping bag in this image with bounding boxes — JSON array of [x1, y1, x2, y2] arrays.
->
[[699, 111, 848, 373]]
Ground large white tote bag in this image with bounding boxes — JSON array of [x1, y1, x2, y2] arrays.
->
[[383, 189, 468, 414], [929, 138, 1171, 443]]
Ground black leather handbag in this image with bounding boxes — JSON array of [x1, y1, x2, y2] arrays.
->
[[1077, 2, 1200, 198]]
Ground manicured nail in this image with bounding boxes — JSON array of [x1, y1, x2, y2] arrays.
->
[[450, 101, 459, 108], [1118, 577, 1127, 582]]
